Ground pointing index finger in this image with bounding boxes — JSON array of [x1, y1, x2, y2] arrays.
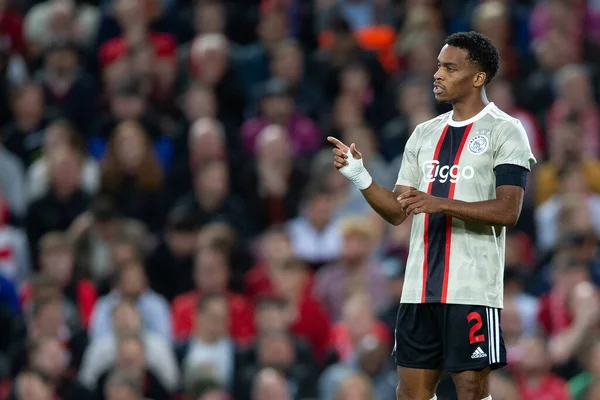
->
[[327, 136, 349, 152]]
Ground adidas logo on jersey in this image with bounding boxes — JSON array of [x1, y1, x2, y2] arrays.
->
[[471, 347, 487, 359]]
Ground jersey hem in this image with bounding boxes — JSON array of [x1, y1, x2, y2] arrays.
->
[[400, 298, 503, 309]]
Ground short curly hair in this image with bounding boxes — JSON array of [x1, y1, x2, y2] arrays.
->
[[445, 31, 500, 85]]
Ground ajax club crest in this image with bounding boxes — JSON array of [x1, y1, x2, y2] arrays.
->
[[468, 134, 489, 155]]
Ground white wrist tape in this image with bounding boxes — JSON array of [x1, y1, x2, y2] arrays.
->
[[339, 150, 373, 190]]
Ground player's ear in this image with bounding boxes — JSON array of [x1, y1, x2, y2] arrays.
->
[[473, 72, 486, 88]]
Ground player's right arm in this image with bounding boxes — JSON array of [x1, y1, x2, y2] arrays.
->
[[327, 136, 412, 226]]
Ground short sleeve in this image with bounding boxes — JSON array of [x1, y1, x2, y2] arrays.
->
[[395, 125, 421, 188], [493, 120, 537, 171]]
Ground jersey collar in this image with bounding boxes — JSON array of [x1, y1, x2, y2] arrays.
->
[[447, 102, 496, 127]]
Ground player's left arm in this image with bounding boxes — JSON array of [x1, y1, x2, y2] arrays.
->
[[432, 183, 524, 226], [398, 181, 524, 226], [398, 119, 536, 226]]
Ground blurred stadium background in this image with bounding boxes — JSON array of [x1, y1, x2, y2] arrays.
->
[[0, 0, 600, 399]]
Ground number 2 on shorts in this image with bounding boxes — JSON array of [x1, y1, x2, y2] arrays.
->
[[467, 311, 485, 344]]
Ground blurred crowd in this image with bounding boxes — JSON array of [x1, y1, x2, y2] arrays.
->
[[0, 0, 600, 399]]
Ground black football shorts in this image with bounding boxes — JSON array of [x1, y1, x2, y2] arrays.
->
[[393, 303, 507, 372]]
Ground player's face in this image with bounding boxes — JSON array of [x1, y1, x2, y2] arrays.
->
[[433, 45, 484, 104]]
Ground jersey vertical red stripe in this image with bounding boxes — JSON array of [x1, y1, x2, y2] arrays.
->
[[441, 123, 473, 303], [422, 124, 450, 302]]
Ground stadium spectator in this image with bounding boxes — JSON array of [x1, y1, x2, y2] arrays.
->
[[187, 34, 244, 126], [100, 120, 166, 231], [2, 1, 600, 398], [534, 116, 600, 206], [233, 9, 289, 93], [262, 39, 323, 121], [515, 335, 572, 399], [79, 299, 179, 392], [0, 143, 26, 222], [19, 294, 88, 372], [379, 79, 434, 163], [146, 208, 199, 301], [522, 28, 579, 115], [24, 0, 99, 55], [90, 260, 172, 342], [287, 182, 342, 268], [172, 158, 250, 238], [180, 293, 235, 390], [3, 82, 48, 168], [241, 125, 310, 232], [95, 334, 171, 400], [271, 256, 331, 361], [538, 256, 600, 369], [487, 78, 544, 161], [20, 232, 96, 328], [241, 78, 321, 157], [471, 1, 535, 81], [235, 331, 317, 400], [27, 336, 94, 400], [167, 117, 227, 207], [327, 290, 391, 365], [311, 17, 385, 104], [27, 119, 99, 201], [7, 369, 55, 400], [171, 244, 254, 343], [546, 64, 600, 159], [334, 371, 376, 400], [489, 370, 522, 400], [25, 147, 91, 258], [251, 368, 291, 400], [38, 41, 97, 131], [315, 216, 387, 321], [70, 195, 149, 288], [535, 170, 600, 251]]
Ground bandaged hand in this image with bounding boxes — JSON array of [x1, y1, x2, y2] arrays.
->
[[327, 136, 373, 190]]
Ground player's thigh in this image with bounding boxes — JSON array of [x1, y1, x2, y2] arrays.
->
[[394, 303, 443, 399], [450, 368, 491, 400], [394, 303, 444, 369], [396, 366, 443, 400], [442, 304, 507, 373]]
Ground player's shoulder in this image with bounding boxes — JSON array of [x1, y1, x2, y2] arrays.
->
[[487, 104, 524, 132], [413, 111, 452, 135]]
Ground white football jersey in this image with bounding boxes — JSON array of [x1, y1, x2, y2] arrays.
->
[[396, 102, 536, 308]]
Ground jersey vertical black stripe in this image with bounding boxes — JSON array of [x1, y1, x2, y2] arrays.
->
[[424, 125, 469, 301]]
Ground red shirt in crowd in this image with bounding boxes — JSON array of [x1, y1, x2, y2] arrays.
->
[[0, 8, 24, 55], [328, 320, 391, 364], [288, 296, 331, 362], [243, 263, 315, 302], [171, 290, 255, 344], [98, 32, 177, 69], [537, 291, 573, 336], [516, 373, 572, 400]]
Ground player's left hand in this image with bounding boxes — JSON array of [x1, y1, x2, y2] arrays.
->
[[397, 190, 446, 215]]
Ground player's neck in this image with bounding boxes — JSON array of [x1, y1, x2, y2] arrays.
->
[[451, 92, 490, 123]]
